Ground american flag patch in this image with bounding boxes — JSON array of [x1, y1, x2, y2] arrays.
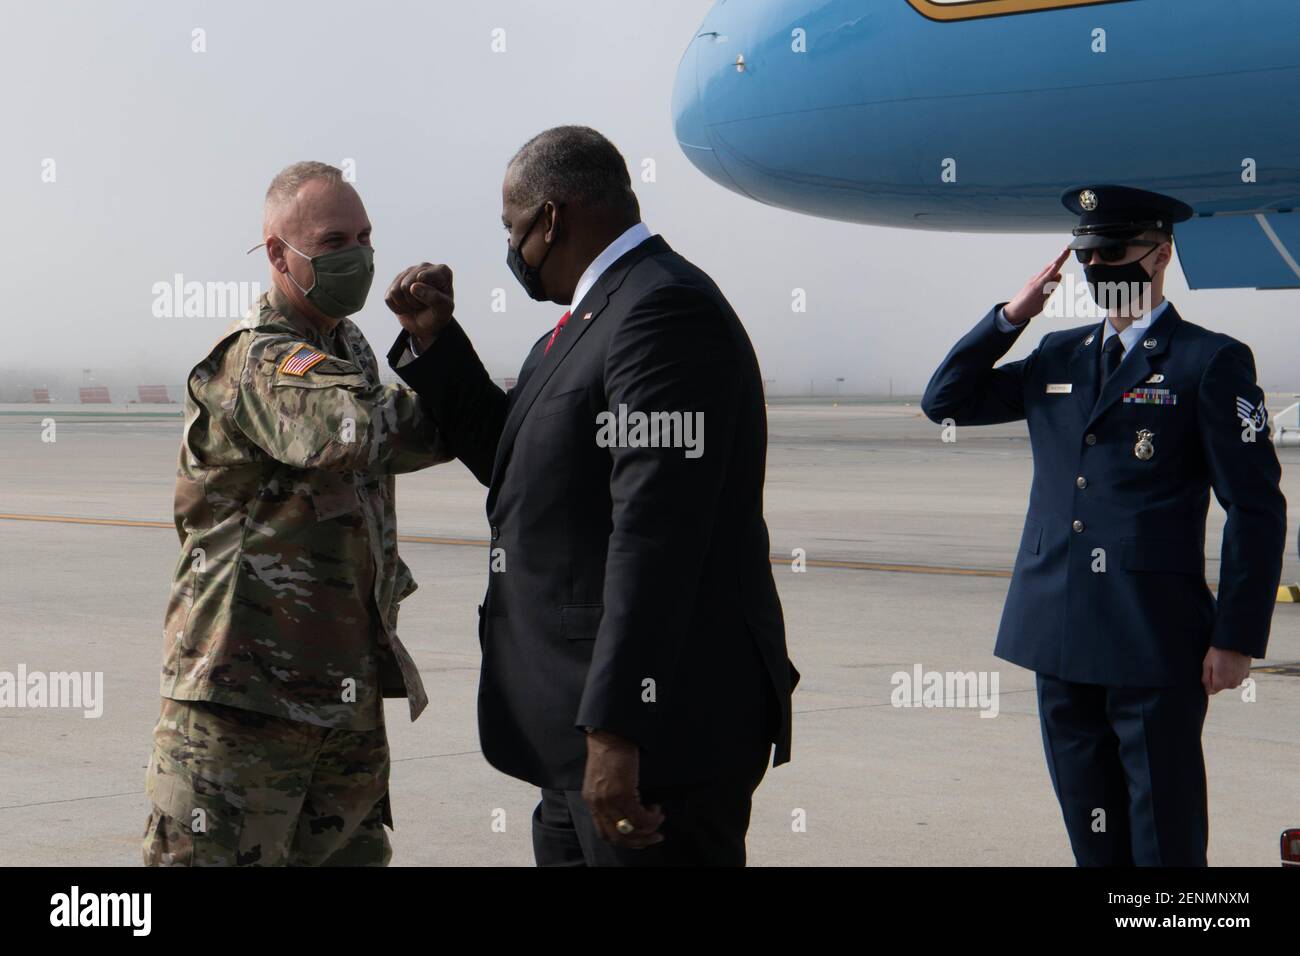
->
[[278, 344, 328, 376], [1123, 388, 1176, 406]]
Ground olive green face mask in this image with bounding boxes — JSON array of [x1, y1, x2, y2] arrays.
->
[[278, 237, 375, 318]]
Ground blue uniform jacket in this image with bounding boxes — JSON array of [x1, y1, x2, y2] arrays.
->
[[922, 303, 1286, 687]]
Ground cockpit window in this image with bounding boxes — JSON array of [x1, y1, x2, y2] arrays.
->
[[907, 0, 1132, 21]]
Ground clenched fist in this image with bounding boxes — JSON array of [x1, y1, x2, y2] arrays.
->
[[385, 262, 454, 351]]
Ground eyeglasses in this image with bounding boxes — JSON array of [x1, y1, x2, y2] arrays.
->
[[1075, 240, 1161, 265]]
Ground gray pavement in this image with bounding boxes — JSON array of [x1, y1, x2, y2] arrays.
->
[[0, 401, 1296, 865]]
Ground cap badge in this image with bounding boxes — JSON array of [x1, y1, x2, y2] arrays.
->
[[1079, 189, 1098, 211]]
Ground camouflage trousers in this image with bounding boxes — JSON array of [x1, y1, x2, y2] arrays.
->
[[142, 698, 392, 867]]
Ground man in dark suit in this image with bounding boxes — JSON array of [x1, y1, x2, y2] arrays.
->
[[383, 126, 796, 866], [922, 185, 1286, 866]]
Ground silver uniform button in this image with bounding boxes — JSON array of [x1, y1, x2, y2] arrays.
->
[[1072, 520, 1084, 533], [1076, 476, 1088, 489], [1085, 433, 1097, 446], [1143, 338, 1157, 349]]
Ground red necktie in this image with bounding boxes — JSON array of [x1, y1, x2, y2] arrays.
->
[[544, 310, 571, 355]]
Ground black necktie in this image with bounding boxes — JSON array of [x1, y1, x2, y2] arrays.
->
[[1102, 335, 1124, 384]]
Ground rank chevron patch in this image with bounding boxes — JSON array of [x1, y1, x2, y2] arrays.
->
[[1236, 396, 1268, 431]]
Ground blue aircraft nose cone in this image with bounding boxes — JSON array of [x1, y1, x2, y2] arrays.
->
[[672, 35, 735, 192]]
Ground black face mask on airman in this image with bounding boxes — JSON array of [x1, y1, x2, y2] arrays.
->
[[1084, 245, 1160, 311]]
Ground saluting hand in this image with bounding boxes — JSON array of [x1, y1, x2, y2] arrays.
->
[[1002, 247, 1071, 327], [1202, 647, 1252, 695], [581, 730, 665, 850], [385, 262, 455, 351]]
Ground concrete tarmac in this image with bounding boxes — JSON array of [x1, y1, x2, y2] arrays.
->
[[0, 400, 1297, 866]]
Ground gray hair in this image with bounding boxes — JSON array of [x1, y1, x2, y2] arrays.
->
[[506, 126, 639, 220], [263, 161, 345, 226]]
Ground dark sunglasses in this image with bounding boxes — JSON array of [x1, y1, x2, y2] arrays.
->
[[1075, 239, 1161, 265]]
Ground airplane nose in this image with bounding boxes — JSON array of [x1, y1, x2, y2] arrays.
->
[[671, 34, 734, 191], [672, 35, 707, 150]]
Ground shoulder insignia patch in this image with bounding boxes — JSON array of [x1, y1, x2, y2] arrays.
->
[[278, 343, 329, 376], [1236, 396, 1268, 432]]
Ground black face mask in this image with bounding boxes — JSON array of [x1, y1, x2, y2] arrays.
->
[[1084, 245, 1161, 311], [506, 204, 556, 301]]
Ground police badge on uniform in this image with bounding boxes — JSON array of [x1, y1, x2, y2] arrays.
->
[[1134, 429, 1155, 460]]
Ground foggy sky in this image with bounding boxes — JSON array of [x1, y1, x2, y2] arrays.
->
[[4, 0, 1298, 396]]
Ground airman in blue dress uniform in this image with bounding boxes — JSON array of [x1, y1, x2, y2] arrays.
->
[[923, 185, 1286, 866]]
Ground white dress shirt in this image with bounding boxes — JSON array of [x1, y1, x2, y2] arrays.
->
[[1100, 298, 1169, 355], [568, 221, 652, 314], [400, 221, 653, 367]]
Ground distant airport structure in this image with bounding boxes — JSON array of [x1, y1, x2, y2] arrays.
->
[[0, 373, 189, 405], [137, 385, 173, 403]]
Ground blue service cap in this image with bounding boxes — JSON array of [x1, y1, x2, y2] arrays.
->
[[1062, 185, 1194, 250]]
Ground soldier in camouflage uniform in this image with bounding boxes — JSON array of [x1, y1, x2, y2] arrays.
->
[[143, 162, 450, 866]]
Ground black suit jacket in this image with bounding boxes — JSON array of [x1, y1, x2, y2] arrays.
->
[[389, 235, 797, 789]]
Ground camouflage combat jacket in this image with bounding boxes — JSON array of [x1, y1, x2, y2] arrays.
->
[[161, 290, 449, 730]]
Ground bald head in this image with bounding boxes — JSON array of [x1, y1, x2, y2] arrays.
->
[[263, 161, 366, 239]]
